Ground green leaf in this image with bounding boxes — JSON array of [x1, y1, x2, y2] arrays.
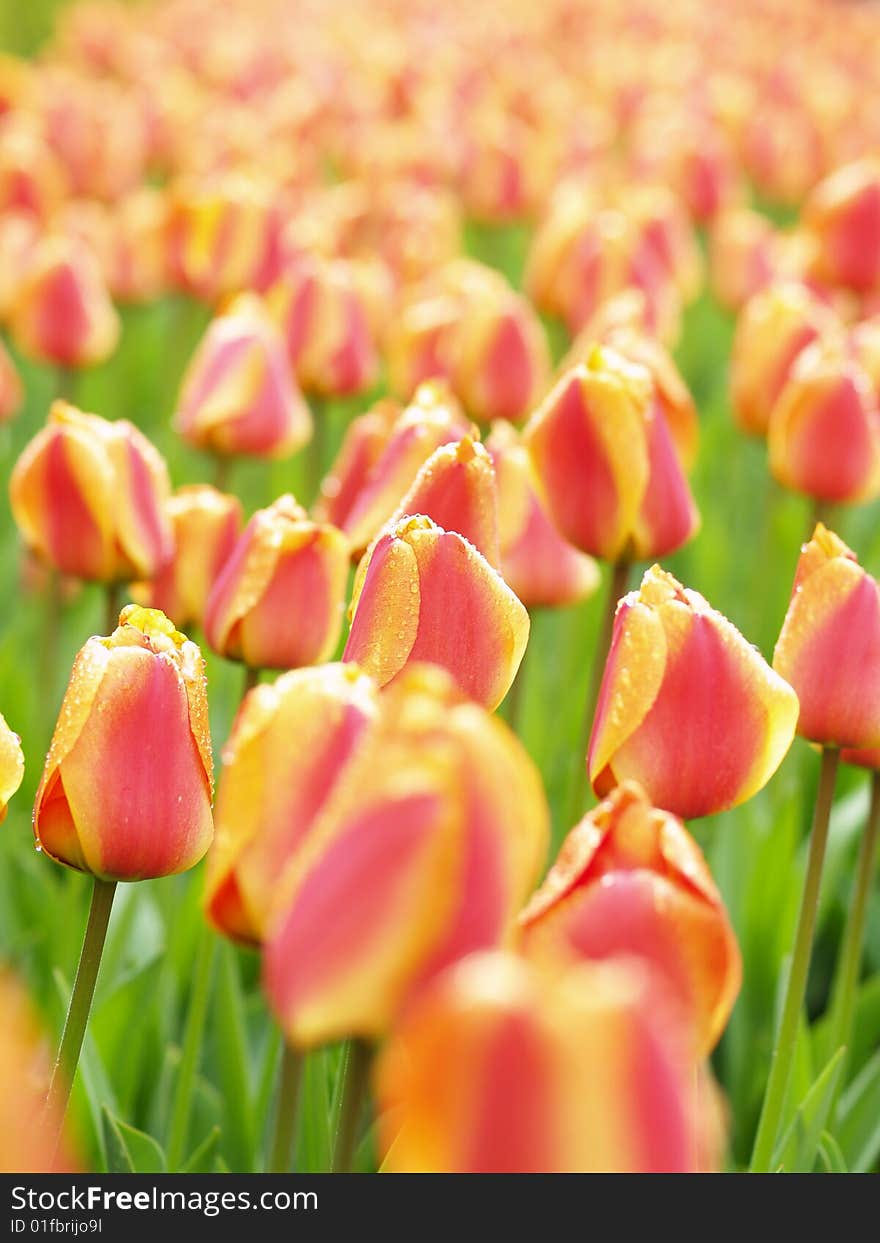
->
[[181, 1127, 221, 1174], [773, 1047, 846, 1173], [102, 1109, 166, 1174], [817, 1132, 848, 1174], [836, 1049, 880, 1172], [211, 944, 256, 1172]]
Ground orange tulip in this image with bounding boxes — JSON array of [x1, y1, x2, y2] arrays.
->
[[588, 565, 799, 819], [804, 159, 880, 294], [205, 663, 379, 945], [709, 208, 780, 312], [10, 235, 119, 369], [133, 485, 242, 630], [487, 421, 600, 608], [338, 381, 470, 553], [730, 281, 839, 437], [344, 514, 528, 710], [452, 288, 550, 424], [768, 340, 880, 504], [519, 781, 741, 1054], [314, 398, 401, 529], [523, 346, 699, 562], [10, 400, 172, 582], [375, 951, 710, 1173], [0, 338, 22, 422], [165, 174, 273, 304], [0, 116, 67, 222], [174, 293, 311, 460], [0, 711, 24, 824], [263, 665, 549, 1046], [0, 209, 39, 319], [0, 971, 78, 1172], [385, 292, 460, 400], [34, 606, 214, 881], [205, 494, 348, 670], [774, 525, 880, 749], [267, 255, 380, 397]]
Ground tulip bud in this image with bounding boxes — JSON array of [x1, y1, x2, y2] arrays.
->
[[0, 712, 24, 824], [562, 320, 698, 469], [174, 293, 312, 460], [773, 525, 880, 749], [1, 971, 78, 1172], [386, 435, 500, 567], [768, 340, 880, 504], [263, 665, 548, 1046], [133, 485, 242, 630], [451, 289, 550, 424], [10, 401, 172, 582], [166, 174, 272, 303], [588, 565, 799, 819], [804, 159, 880, 294], [34, 606, 214, 881], [0, 116, 67, 222], [0, 339, 23, 422], [106, 187, 169, 305], [730, 281, 840, 437], [10, 235, 119, 369], [206, 663, 379, 944], [0, 209, 39, 319], [314, 398, 401, 529], [523, 346, 699, 562], [267, 256, 380, 397], [385, 294, 459, 400], [709, 208, 780, 312], [344, 514, 528, 710], [205, 494, 348, 670], [487, 421, 599, 608], [519, 781, 741, 1054], [339, 381, 470, 553], [851, 316, 880, 401], [375, 951, 710, 1172]]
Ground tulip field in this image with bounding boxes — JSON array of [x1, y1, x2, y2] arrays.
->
[[1, 0, 880, 1180]]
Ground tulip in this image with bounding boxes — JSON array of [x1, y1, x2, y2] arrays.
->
[[451, 289, 550, 424], [0, 116, 67, 222], [263, 664, 549, 1047], [519, 781, 741, 1054], [375, 951, 710, 1173], [344, 514, 528, 710], [206, 663, 379, 945], [487, 421, 600, 608], [0, 338, 23, 422], [768, 340, 880, 505], [773, 524, 880, 749], [0, 209, 39, 320], [588, 565, 799, 820], [730, 281, 839, 437], [0, 711, 24, 824], [804, 159, 880, 294], [267, 255, 380, 397], [174, 293, 312, 461], [523, 346, 699, 563], [338, 381, 470, 554], [385, 294, 459, 400], [133, 485, 242, 630], [709, 208, 780, 312], [205, 494, 348, 671], [9, 235, 119, 370], [851, 315, 880, 402], [385, 434, 500, 567], [10, 401, 172, 583], [165, 174, 273, 304], [314, 398, 401, 530], [105, 186, 169, 305], [34, 605, 214, 880], [0, 971, 78, 1172]]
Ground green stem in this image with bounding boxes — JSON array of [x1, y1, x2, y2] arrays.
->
[[750, 745, 840, 1172], [166, 927, 217, 1170], [46, 878, 117, 1123], [266, 1044, 303, 1173], [213, 455, 232, 492], [308, 395, 327, 510], [56, 366, 77, 404], [565, 559, 630, 827], [331, 1038, 372, 1173], [826, 768, 880, 1074], [104, 581, 122, 634], [809, 498, 837, 541], [243, 664, 260, 698], [41, 569, 62, 715]]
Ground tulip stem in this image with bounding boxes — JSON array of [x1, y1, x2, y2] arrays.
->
[[809, 498, 836, 541], [825, 768, 880, 1079], [40, 569, 62, 715], [56, 366, 76, 404], [566, 559, 630, 826], [213, 455, 232, 492], [308, 396, 327, 509], [266, 1044, 303, 1173], [104, 582, 122, 634], [46, 877, 117, 1125], [749, 744, 840, 1172], [331, 1038, 372, 1173], [243, 664, 260, 698], [167, 926, 217, 1171]]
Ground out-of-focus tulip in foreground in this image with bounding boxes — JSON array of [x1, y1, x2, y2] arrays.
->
[[0, 711, 24, 825], [34, 605, 214, 881]]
